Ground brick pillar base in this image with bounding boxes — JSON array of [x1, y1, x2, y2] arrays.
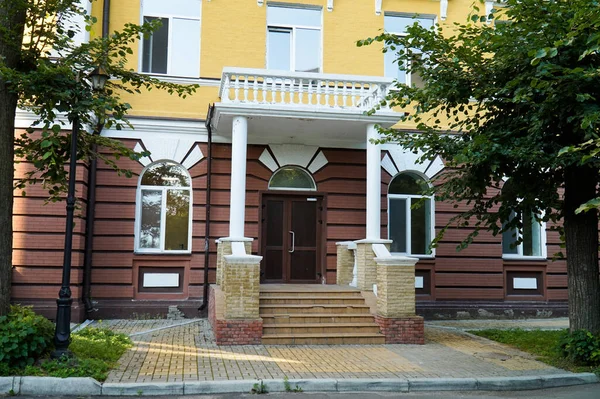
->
[[374, 315, 424, 345]]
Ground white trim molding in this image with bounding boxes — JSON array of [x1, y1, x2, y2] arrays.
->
[[258, 144, 329, 173], [257, 0, 264, 6], [327, 0, 333, 12], [440, 0, 448, 20], [382, 146, 445, 179], [375, 0, 382, 15]]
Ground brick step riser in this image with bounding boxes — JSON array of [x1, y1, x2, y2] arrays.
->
[[263, 326, 381, 334], [259, 292, 363, 298], [262, 337, 386, 345], [260, 298, 366, 305], [261, 316, 376, 324], [259, 307, 370, 315]]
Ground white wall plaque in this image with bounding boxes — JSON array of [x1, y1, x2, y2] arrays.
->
[[415, 276, 424, 289], [143, 273, 180, 288], [513, 277, 537, 290]]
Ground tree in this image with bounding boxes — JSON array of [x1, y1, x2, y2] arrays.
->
[[359, 0, 600, 332], [0, 0, 196, 316]]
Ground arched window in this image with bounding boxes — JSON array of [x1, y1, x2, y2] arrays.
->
[[501, 182, 546, 258], [388, 171, 434, 256], [136, 161, 192, 253], [268, 166, 316, 191]]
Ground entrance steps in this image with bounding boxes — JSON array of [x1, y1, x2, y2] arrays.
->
[[259, 285, 385, 345]]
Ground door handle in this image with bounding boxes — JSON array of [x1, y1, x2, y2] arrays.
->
[[289, 231, 295, 253]]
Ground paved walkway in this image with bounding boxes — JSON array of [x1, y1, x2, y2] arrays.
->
[[426, 318, 569, 331], [96, 319, 571, 384]]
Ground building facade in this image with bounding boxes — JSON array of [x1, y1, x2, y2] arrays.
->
[[12, 0, 568, 322]]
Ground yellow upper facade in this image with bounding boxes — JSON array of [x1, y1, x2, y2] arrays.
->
[[90, 0, 479, 121]]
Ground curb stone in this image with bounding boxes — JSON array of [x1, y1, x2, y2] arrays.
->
[[336, 378, 409, 392], [102, 382, 183, 396], [477, 376, 543, 391], [0, 377, 14, 395], [20, 377, 102, 396], [541, 373, 599, 388], [409, 377, 477, 391], [1, 373, 597, 396], [184, 380, 258, 394]]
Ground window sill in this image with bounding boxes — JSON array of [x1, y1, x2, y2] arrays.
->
[[502, 255, 547, 261], [134, 252, 193, 259], [139, 73, 220, 86], [391, 253, 435, 259]]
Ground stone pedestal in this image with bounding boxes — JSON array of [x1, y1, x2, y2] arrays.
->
[[374, 253, 424, 344], [215, 238, 252, 286], [354, 239, 391, 291], [336, 242, 355, 286]]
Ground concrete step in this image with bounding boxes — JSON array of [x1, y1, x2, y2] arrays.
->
[[263, 322, 381, 335], [261, 313, 378, 324], [260, 290, 363, 298], [260, 296, 366, 305], [259, 304, 371, 315], [262, 332, 386, 345]]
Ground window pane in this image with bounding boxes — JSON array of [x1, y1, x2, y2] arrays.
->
[[267, 6, 321, 27], [384, 15, 434, 34], [269, 166, 315, 190], [389, 198, 407, 253], [502, 211, 519, 254], [411, 198, 431, 255], [143, 0, 201, 19], [140, 189, 163, 249], [295, 28, 320, 72], [523, 212, 542, 256], [268, 28, 291, 70], [165, 189, 190, 251], [389, 172, 428, 195], [171, 18, 200, 77], [384, 44, 407, 82], [141, 162, 190, 187], [142, 17, 169, 74]]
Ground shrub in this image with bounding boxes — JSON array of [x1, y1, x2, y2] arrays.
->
[[70, 326, 132, 362], [558, 329, 600, 366], [0, 305, 54, 368]]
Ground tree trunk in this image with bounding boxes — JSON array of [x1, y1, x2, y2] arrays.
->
[[0, 0, 26, 316], [564, 166, 600, 334]]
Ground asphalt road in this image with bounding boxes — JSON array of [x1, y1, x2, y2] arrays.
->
[[13, 383, 600, 399]]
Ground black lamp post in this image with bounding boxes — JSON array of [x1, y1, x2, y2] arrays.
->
[[52, 67, 109, 359]]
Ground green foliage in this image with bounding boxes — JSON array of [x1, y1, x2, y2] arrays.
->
[[0, 0, 198, 204], [251, 380, 268, 394], [559, 330, 600, 366], [283, 376, 303, 393], [472, 329, 600, 374], [0, 305, 54, 368], [359, 0, 600, 246], [69, 326, 133, 363]]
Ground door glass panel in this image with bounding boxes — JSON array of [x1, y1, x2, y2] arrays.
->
[[295, 28, 320, 72], [265, 250, 284, 280], [290, 251, 317, 281], [140, 189, 163, 249], [389, 198, 407, 253], [266, 200, 284, 246], [411, 197, 430, 255], [291, 201, 317, 247], [165, 190, 190, 250], [142, 17, 169, 74], [268, 28, 291, 70]]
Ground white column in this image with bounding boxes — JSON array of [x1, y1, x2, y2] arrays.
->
[[366, 123, 381, 240], [229, 116, 248, 238]]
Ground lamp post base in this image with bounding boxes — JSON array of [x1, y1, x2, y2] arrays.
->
[[52, 295, 73, 359]]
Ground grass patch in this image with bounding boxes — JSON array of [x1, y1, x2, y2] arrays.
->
[[0, 326, 132, 381], [470, 328, 600, 375]]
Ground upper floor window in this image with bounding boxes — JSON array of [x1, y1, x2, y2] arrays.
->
[[267, 5, 322, 73], [136, 161, 192, 253], [384, 13, 435, 86], [269, 166, 316, 191], [388, 171, 434, 256], [140, 0, 201, 77], [502, 210, 545, 258]]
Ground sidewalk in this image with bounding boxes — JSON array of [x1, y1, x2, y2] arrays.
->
[[97, 318, 571, 384]]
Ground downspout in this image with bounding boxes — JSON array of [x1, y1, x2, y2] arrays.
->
[[82, 0, 111, 315], [199, 104, 215, 312]]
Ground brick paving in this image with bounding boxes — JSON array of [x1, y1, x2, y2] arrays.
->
[[426, 317, 569, 331], [99, 318, 571, 383]]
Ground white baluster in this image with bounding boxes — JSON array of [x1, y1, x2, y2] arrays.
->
[[261, 77, 267, 103], [307, 79, 314, 105], [351, 82, 357, 107], [243, 75, 249, 102], [316, 80, 322, 106], [342, 81, 348, 108], [270, 76, 276, 103], [233, 75, 240, 102], [222, 74, 231, 102], [325, 80, 330, 107]]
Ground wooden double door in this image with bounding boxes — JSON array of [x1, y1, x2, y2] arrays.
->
[[260, 194, 324, 283]]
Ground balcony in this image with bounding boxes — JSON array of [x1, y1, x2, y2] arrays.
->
[[211, 67, 403, 146]]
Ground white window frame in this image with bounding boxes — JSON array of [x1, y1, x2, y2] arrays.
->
[[138, 2, 201, 78], [135, 161, 193, 254], [383, 13, 436, 85], [268, 165, 317, 191], [502, 211, 547, 261], [387, 171, 435, 258], [266, 5, 323, 73]]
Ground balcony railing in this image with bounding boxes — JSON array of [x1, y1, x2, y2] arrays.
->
[[219, 67, 395, 113]]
